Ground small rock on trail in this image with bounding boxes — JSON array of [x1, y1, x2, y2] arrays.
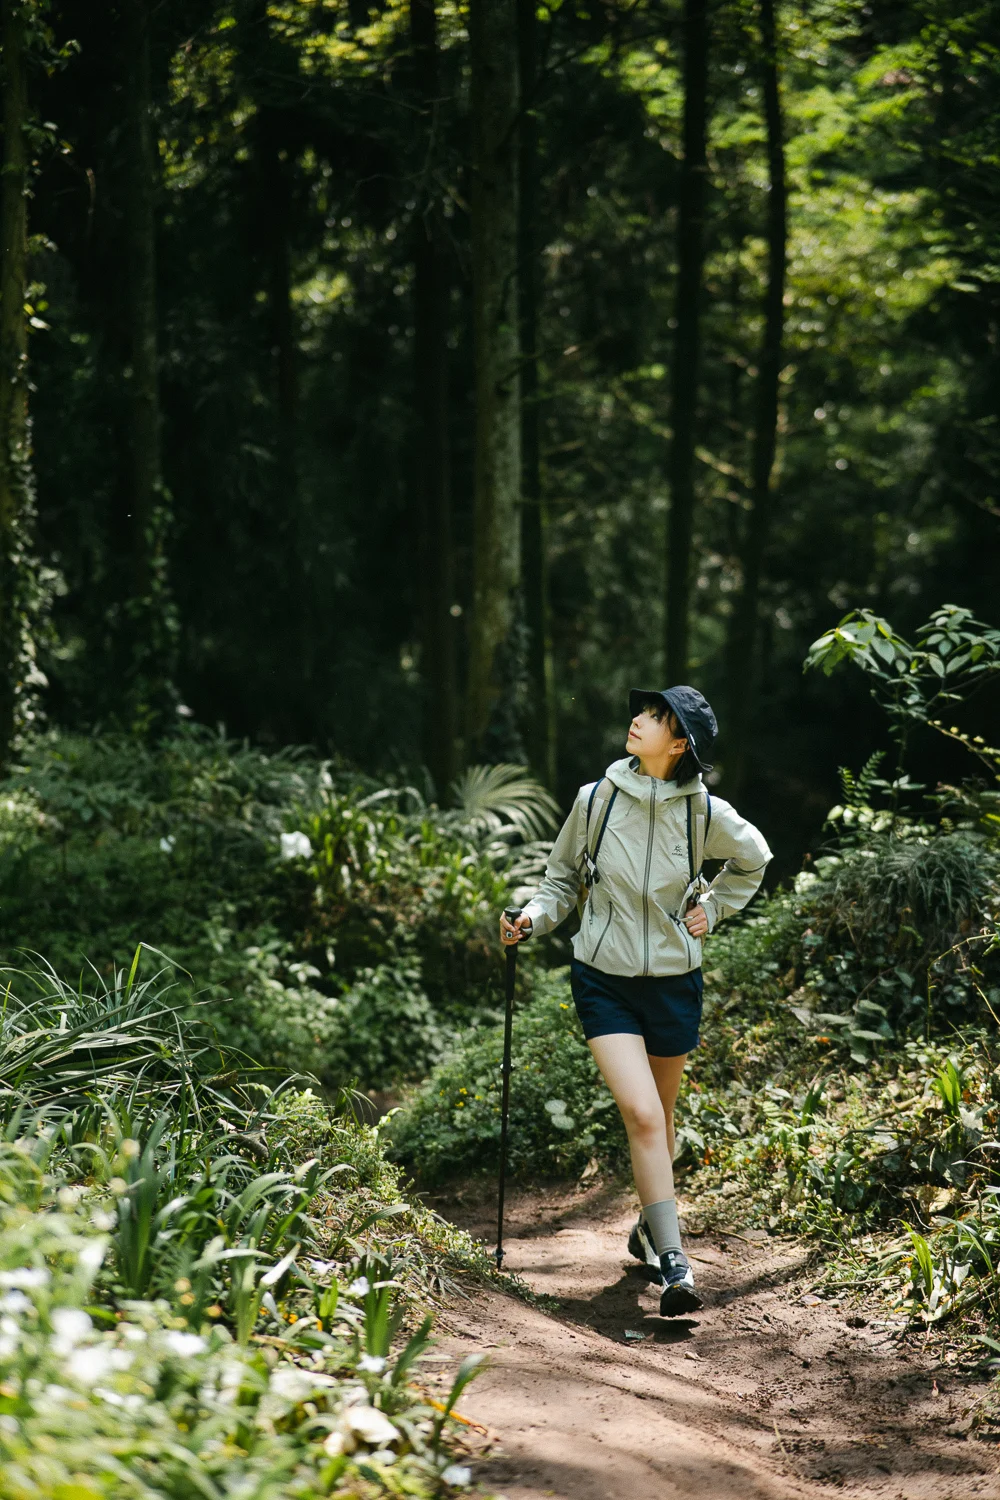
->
[[425, 1180, 1000, 1500]]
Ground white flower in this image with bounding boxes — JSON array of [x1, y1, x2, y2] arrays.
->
[[66, 1345, 116, 1383], [50, 1307, 93, 1354], [357, 1354, 386, 1374], [370, 1448, 397, 1466], [441, 1465, 473, 1487], [348, 1276, 370, 1297], [210, 1360, 247, 1405], [94, 1387, 144, 1410], [269, 1366, 336, 1402], [77, 1239, 107, 1274], [90, 1211, 116, 1233], [0, 1291, 28, 1313], [307, 1258, 338, 1277], [162, 1331, 206, 1358], [0, 1268, 49, 1289], [159, 836, 176, 854], [323, 1430, 348, 1457], [280, 831, 312, 860], [343, 1403, 399, 1447]]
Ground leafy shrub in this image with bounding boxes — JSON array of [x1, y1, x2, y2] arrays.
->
[[389, 968, 628, 1183], [0, 1183, 486, 1499], [0, 731, 555, 1088]]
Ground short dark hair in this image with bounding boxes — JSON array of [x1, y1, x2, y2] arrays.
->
[[635, 697, 701, 783]]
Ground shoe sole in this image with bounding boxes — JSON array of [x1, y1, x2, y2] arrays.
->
[[659, 1284, 704, 1318]]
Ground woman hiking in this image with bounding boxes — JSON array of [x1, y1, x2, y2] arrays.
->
[[500, 686, 771, 1317]]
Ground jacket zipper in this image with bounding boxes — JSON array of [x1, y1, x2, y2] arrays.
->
[[641, 782, 656, 976]]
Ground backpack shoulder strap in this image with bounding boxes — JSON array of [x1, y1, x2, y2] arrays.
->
[[586, 778, 603, 833], [582, 778, 618, 887], [686, 788, 712, 884]]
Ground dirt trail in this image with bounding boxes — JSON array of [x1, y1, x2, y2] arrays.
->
[[423, 1181, 1000, 1500]]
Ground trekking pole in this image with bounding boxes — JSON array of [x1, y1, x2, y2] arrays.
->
[[495, 906, 522, 1272]]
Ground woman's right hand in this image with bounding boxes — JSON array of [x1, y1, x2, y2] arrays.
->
[[500, 912, 532, 947]]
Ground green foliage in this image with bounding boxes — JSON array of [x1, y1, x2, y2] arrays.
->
[[805, 604, 1000, 751], [389, 969, 628, 1184], [0, 950, 494, 1499], [0, 1193, 485, 1499], [0, 731, 554, 1088]]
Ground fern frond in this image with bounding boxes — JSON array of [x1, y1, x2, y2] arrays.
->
[[448, 764, 560, 843]]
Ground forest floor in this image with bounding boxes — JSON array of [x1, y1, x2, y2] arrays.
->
[[420, 1180, 1000, 1500]]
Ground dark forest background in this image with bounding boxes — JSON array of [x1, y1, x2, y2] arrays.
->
[[2, 0, 999, 874]]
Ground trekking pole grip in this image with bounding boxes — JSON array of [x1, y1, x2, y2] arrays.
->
[[503, 905, 524, 943]]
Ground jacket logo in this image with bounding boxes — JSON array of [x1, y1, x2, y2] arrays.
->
[[671, 843, 686, 856]]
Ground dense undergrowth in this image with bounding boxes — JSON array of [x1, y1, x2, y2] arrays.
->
[[0, 731, 555, 1088], [0, 952, 500, 1498]]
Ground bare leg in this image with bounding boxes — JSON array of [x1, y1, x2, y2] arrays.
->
[[587, 1033, 674, 1204], [647, 1052, 689, 1161]]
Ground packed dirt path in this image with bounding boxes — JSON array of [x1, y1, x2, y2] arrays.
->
[[423, 1180, 1000, 1500]]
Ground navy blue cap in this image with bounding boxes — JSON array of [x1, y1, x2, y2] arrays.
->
[[628, 685, 717, 772]]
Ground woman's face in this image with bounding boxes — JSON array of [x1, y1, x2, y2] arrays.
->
[[626, 704, 688, 765]]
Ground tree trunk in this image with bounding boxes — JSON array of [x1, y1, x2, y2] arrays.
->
[[0, 0, 31, 763], [664, 0, 710, 683], [410, 0, 459, 794], [517, 0, 556, 789], [123, 0, 174, 704], [466, 0, 522, 760], [260, 134, 297, 489], [725, 0, 787, 795]]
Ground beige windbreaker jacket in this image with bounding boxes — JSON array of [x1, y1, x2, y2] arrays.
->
[[521, 756, 772, 977]]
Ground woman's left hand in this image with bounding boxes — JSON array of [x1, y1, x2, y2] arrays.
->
[[683, 903, 709, 939]]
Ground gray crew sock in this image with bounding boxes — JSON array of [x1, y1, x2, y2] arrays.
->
[[642, 1198, 682, 1257]]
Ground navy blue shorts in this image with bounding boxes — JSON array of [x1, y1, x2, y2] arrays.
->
[[569, 958, 703, 1057]]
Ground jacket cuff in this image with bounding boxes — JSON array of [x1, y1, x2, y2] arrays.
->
[[701, 894, 720, 933], [519, 902, 545, 937]]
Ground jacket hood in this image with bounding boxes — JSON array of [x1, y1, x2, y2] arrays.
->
[[604, 756, 704, 803]]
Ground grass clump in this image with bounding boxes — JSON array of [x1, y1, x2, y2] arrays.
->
[[0, 950, 498, 1499]]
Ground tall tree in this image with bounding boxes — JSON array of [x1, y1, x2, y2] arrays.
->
[[245, 0, 297, 489], [466, 0, 522, 760], [664, 0, 710, 683], [0, 0, 34, 763], [725, 0, 787, 794], [517, 0, 556, 788], [122, 0, 174, 708], [410, 0, 459, 792]]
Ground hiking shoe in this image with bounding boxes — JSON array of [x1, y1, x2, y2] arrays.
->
[[658, 1251, 703, 1317], [627, 1217, 663, 1282]]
